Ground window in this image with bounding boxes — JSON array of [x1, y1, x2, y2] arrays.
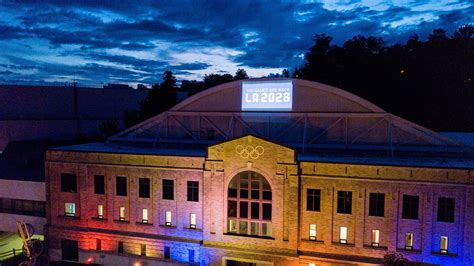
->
[[65, 203, 75, 216], [164, 246, 170, 259], [227, 171, 272, 237], [165, 211, 172, 226], [187, 181, 199, 202], [188, 249, 195, 263], [118, 241, 124, 253], [369, 193, 385, 217], [97, 205, 103, 219], [0, 198, 45, 217], [340, 227, 348, 244], [142, 209, 148, 224], [437, 197, 455, 223], [337, 191, 352, 214], [94, 175, 105, 194], [139, 178, 150, 198], [405, 233, 414, 250], [119, 207, 125, 221], [61, 173, 77, 193], [116, 176, 127, 196], [190, 213, 196, 229], [163, 179, 174, 200], [309, 224, 317, 241], [306, 189, 320, 212], [402, 195, 419, 220], [371, 229, 380, 247], [440, 236, 448, 254], [141, 244, 146, 256], [96, 239, 101, 251]]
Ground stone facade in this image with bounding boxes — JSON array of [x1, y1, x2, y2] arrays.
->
[[45, 135, 474, 265]]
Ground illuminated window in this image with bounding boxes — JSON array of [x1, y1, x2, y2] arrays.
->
[[65, 203, 75, 216], [369, 193, 385, 217], [309, 224, 317, 241], [340, 227, 348, 244], [309, 264, 316, 266], [61, 173, 77, 193], [402, 195, 419, 220], [163, 179, 174, 200], [142, 209, 148, 224], [371, 229, 380, 247], [405, 233, 414, 250], [440, 236, 448, 254], [337, 191, 352, 214], [307, 189, 320, 211], [227, 171, 272, 237], [140, 244, 146, 256], [119, 207, 125, 221], [187, 181, 199, 202], [190, 213, 196, 229], [97, 205, 103, 219], [165, 211, 172, 226]]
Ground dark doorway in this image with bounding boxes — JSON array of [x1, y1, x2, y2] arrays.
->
[[61, 239, 78, 261]]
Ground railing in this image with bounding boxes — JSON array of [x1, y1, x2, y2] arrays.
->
[[0, 248, 22, 260]]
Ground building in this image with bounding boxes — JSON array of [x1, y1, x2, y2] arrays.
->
[[45, 79, 474, 265], [0, 84, 147, 261], [0, 84, 148, 151]]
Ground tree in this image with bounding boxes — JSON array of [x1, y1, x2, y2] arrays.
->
[[234, 68, 249, 80], [383, 251, 408, 266]]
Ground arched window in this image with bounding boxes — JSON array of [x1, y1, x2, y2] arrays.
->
[[227, 171, 272, 237]]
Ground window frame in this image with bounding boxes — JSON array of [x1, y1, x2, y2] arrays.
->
[[138, 178, 150, 198], [402, 195, 419, 220], [227, 171, 272, 238], [162, 179, 174, 200], [337, 191, 352, 214], [116, 176, 127, 196], [94, 175, 105, 195], [187, 181, 199, 202], [306, 189, 321, 212], [437, 197, 455, 223], [61, 173, 77, 193], [368, 192, 385, 217]]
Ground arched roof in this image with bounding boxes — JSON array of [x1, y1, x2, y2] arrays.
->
[[171, 78, 385, 113], [110, 78, 469, 156]]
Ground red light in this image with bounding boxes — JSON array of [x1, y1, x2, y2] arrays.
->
[[87, 258, 92, 263]]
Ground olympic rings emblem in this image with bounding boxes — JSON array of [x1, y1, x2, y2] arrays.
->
[[235, 145, 264, 159]]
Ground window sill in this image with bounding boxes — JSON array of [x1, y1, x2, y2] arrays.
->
[[113, 220, 130, 224], [61, 215, 80, 220], [183, 226, 203, 231], [431, 251, 458, 257], [159, 224, 177, 228], [136, 222, 153, 226], [335, 212, 353, 215], [363, 244, 387, 250], [224, 233, 274, 240], [332, 242, 355, 247], [91, 217, 108, 221], [302, 239, 324, 244], [396, 248, 421, 253]]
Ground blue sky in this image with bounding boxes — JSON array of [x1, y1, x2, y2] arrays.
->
[[0, 0, 472, 87]]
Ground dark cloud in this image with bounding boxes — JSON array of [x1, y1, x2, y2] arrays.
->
[[0, 0, 472, 87]]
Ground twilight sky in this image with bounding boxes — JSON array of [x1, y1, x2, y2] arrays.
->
[[0, 0, 472, 87]]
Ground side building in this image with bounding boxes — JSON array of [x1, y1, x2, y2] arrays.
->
[[45, 79, 474, 265]]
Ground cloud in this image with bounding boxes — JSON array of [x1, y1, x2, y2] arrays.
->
[[0, 0, 471, 87]]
